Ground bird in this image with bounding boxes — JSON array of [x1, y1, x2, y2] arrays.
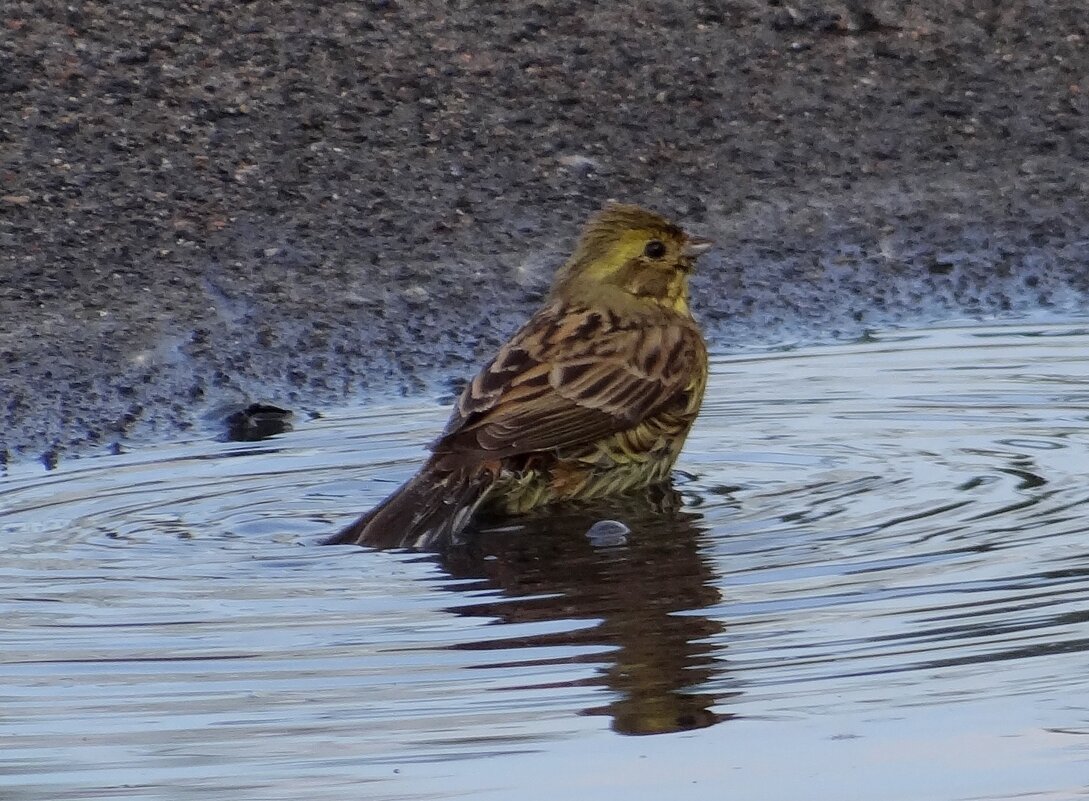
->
[[327, 202, 712, 550]]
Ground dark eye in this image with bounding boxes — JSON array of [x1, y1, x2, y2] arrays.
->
[[644, 240, 667, 259]]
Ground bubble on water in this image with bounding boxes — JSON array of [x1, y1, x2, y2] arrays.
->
[[585, 519, 630, 548]]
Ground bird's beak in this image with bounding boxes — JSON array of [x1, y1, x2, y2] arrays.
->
[[683, 236, 714, 258]]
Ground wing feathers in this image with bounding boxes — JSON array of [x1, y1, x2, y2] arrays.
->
[[436, 303, 701, 460]]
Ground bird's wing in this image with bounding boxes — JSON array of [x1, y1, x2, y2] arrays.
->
[[434, 304, 701, 460]]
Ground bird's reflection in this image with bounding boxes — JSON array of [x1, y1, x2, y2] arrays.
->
[[433, 491, 737, 735]]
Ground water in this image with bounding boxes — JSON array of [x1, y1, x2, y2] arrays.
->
[[3, 321, 1089, 801]]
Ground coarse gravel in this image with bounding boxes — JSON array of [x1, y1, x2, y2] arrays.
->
[[2, 0, 1087, 466]]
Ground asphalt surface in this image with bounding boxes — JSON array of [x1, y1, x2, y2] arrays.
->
[[2, 0, 1088, 466]]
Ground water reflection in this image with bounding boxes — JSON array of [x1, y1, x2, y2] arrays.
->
[[435, 494, 736, 735], [3, 321, 1089, 799]]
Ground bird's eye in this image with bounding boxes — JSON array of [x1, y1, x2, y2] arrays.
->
[[644, 240, 667, 259]]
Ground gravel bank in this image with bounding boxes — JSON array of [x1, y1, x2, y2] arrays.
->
[[2, 0, 1087, 465]]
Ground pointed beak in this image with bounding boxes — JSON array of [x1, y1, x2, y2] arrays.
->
[[683, 236, 714, 259]]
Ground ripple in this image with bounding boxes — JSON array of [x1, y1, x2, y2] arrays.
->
[[3, 322, 1089, 800]]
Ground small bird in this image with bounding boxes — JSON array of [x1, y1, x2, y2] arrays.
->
[[328, 203, 712, 550]]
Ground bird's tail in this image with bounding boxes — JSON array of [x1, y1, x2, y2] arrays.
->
[[325, 458, 495, 550]]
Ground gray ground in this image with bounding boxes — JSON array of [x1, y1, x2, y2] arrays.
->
[[2, 0, 1088, 467]]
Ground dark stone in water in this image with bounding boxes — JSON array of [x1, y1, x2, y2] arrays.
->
[[223, 403, 294, 442]]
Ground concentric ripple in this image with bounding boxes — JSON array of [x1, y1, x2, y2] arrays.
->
[[2, 322, 1089, 801]]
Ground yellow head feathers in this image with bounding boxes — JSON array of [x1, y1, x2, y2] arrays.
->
[[550, 203, 712, 313]]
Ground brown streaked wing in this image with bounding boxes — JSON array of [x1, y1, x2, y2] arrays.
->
[[434, 306, 700, 459]]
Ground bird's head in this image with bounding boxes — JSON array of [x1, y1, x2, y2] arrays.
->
[[549, 203, 713, 316]]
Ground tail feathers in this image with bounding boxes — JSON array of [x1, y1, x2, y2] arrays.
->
[[326, 460, 494, 550]]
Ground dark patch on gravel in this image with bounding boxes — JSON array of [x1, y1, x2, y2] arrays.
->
[[2, 1, 1088, 465]]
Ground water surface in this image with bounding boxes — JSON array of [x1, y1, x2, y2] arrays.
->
[[3, 321, 1089, 800]]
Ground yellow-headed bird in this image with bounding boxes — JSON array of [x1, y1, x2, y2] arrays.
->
[[328, 203, 712, 549]]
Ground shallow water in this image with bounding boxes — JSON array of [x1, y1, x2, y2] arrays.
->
[[3, 321, 1089, 801]]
